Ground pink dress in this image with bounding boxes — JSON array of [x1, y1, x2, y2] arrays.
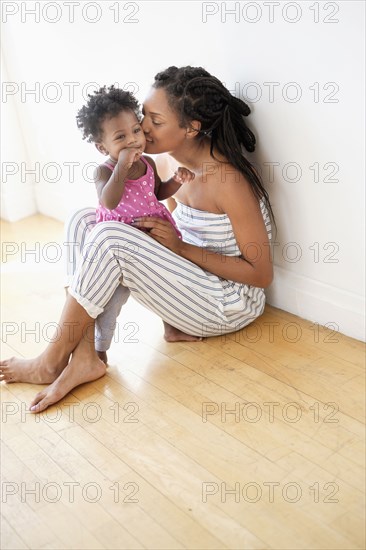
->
[[96, 156, 182, 238]]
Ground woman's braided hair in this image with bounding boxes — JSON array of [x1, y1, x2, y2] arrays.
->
[[153, 66, 275, 225], [76, 85, 140, 143]]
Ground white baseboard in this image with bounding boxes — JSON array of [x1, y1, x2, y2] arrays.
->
[[266, 266, 365, 342]]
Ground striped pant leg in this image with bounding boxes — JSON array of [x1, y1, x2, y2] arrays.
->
[[64, 207, 98, 285], [68, 221, 261, 337], [64, 208, 130, 351]]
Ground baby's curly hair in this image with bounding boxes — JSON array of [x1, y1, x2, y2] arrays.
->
[[76, 85, 140, 143]]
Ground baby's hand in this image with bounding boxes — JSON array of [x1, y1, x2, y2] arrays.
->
[[173, 167, 195, 184], [117, 146, 143, 170]]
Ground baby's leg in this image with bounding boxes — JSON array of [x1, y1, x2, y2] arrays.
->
[[64, 208, 130, 358], [95, 284, 130, 363]]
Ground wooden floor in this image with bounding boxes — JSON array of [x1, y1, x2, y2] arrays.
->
[[1, 215, 365, 550]]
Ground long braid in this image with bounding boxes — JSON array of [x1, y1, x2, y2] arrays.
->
[[154, 66, 275, 227]]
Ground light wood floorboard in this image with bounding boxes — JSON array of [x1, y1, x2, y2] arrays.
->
[[1, 216, 365, 549]]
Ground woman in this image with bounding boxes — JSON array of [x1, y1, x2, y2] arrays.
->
[[0, 66, 274, 412]]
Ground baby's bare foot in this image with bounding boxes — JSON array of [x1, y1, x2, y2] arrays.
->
[[96, 351, 108, 364], [29, 348, 106, 413], [163, 322, 203, 342], [0, 355, 67, 384]]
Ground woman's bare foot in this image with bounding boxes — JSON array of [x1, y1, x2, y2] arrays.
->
[[163, 321, 203, 342], [0, 354, 69, 385], [1, 295, 96, 386], [29, 339, 106, 413], [96, 351, 108, 364]]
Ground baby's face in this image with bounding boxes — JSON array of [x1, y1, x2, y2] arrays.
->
[[99, 110, 146, 161]]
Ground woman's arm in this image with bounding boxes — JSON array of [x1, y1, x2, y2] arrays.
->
[[181, 175, 273, 287], [132, 174, 273, 288], [178, 240, 272, 288]]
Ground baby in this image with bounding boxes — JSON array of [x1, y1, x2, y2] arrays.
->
[[76, 85, 195, 362]]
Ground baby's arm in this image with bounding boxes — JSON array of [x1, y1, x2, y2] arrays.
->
[[144, 156, 195, 201], [158, 167, 195, 200], [94, 147, 142, 209]]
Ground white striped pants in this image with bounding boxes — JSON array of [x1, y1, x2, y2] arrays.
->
[[65, 208, 265, 341]]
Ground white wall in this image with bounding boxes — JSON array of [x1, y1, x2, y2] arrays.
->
[[1, 51, 38, 220], [1, 1, 364, 341]]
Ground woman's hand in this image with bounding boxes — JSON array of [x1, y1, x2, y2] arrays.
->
[[131, 217, 183, 254]]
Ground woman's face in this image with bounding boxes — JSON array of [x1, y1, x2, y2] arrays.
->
[[141, 87, 187, 155]]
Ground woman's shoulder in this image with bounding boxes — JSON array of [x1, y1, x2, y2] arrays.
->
[[216, 169, 260, 212]]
